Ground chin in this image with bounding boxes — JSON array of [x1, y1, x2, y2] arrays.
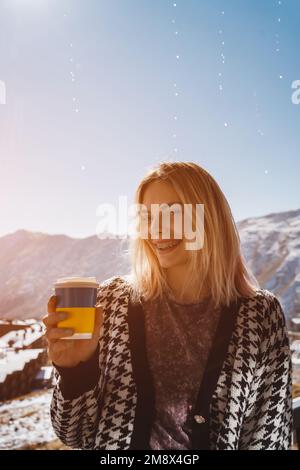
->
[[158, 254, 185, 269]]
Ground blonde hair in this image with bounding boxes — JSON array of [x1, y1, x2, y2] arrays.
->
[[128, 161, 259, 308]]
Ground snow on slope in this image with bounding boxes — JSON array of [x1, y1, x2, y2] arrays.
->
[[0, 207, 299, 321], [238, 208, 300, 321], [0, 389, 57, 450]]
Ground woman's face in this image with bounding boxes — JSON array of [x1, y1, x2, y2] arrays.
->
[[141, 180, 189, 269]]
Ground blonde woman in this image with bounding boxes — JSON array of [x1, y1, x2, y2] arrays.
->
[[44, 161, 293, 450]]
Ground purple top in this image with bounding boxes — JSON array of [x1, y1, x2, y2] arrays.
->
[[141, 287, 221, 450]]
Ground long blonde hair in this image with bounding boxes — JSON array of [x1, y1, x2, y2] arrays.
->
[[128, 161, 259, 308]]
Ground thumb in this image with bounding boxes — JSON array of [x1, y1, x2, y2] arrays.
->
[[92, 305, 104, 339]]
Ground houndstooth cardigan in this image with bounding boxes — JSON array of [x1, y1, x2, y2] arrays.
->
[[50, 275, 293, 450]]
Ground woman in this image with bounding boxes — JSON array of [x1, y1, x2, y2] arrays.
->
[[44, 161, 293, 450]]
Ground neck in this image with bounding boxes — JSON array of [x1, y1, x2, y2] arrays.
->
[[164, 264, 202, 303]]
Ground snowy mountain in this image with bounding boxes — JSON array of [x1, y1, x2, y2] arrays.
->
[[0, 230, 131, 319], [237, 208, 300, 324], [0, 207, 299, 322]]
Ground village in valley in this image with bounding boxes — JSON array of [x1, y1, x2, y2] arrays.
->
[[0, 319, 68, 449]]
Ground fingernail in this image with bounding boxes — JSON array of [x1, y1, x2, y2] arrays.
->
[[58, 312, 67, 320], [64, 329, 73, 334]]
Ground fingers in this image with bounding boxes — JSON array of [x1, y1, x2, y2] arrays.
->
[[43, 311, 68, 327], [45, 327, 74, 341], [44, 300, 103, 342], [44, 297, 72, 343], [48, 339, 74, 357], [94, 306, 103, 327], [44, 295, 69, 327], [92, 306, 104, 339], [47, 295, 57, 314]]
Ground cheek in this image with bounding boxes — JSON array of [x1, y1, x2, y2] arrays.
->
[[178, 241, 188, 259], [169, 241, 189, 263], [171, 215, 184, 238]]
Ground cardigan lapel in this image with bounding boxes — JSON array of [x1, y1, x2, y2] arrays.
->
[[127, 291, 242, 450], [127, 296, 156, 450], [191, 297, 242, 449]]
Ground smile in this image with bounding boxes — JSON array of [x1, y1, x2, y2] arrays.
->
[[153, 239, 182, 254]]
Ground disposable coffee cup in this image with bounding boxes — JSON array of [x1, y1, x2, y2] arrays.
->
[[54, 276, 99, 339]]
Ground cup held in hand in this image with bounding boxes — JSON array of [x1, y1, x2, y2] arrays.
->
[[54, 277, 99, 339]]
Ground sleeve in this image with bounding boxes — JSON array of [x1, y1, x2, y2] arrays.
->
[[239, 293, 293, 450], [49, 278, 115, 449], [50, 349, 101, 449]]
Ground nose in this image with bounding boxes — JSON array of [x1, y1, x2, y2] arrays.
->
[[149, 212, 171, 238]]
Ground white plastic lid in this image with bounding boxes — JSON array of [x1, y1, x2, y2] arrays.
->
[[54, 276, 99, 289]]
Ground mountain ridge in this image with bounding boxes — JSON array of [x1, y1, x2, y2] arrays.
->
[[0, 208, 299, 323]]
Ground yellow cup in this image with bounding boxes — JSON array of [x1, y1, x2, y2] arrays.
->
[[54, 276, 99, 340]]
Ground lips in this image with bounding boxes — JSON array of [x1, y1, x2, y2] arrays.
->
[[152, 239, 182, 253]]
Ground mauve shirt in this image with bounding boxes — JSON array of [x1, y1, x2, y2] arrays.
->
[[141, 288, 221, 450]]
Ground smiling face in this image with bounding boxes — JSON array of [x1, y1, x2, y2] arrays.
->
[[141, 180, 190, 269]]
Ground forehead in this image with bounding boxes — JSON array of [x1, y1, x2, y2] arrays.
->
[[141, 180, 181, 207]]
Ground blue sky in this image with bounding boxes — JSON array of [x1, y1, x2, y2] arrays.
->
[[0, 0, 299, 238]]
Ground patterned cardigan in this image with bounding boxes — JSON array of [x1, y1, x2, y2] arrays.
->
[[50, 275, 293, 450]]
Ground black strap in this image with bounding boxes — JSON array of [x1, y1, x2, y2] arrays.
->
[[191, 297, 242, 449], [127, 297, 156, 450]]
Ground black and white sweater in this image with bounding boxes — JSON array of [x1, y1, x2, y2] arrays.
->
[[50, 275, 293, 450]]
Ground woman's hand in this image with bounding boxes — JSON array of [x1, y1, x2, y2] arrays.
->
[[43, 295, 104, 368]]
